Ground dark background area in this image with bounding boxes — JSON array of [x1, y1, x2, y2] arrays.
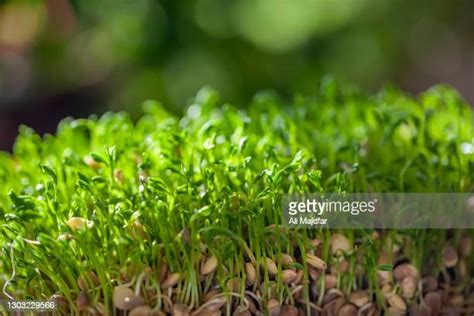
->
[[1, 0, 473, 151]]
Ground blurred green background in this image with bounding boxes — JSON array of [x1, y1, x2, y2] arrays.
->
[[0, 0, 473, 150]]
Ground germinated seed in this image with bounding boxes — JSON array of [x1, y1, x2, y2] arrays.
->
[[201, 255, 218, 275], [442, 245, 458, 268], [161, 272, 180, 289], [67, 217, 87, 231], [306, 253, 327, 270], [388, 294, 406, 311], [264, 257, 278, 275], [337, 304, 358, 316], [282, 269, 297, 284], [349, 290, 369, 307], [245, 262, 256, 285]]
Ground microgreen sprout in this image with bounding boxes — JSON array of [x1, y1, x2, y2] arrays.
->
[[0, 84, 472, 314]]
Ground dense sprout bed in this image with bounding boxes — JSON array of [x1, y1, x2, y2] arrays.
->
[[0, 85, 472, 315]]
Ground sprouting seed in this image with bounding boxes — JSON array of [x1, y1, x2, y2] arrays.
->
[[203, 289, 220, 302], [172, 304, 190, 316], [306, 253, 327, 270], [67, 217, 88, 231], [400, 276, 416, 298], [95, 302, 106, 315], [113, 287, 137, 310], [201, 256, 218, 275], [77, 271, 99, 290], [263, 257, 278, 275], [267, 299, 280, 316], [161, 272, 180, 289], [245, 262, 256, 285], [84, 155, 100, 169], [281, 253, 294, 266], [324, 274, 337, 289], [338, 304, 358, 316], [308, 266, 320, 281], [50, 294, 68, 307], [129, 305, 157, 316], [114, 169, 124, 183], [423, 292, 441, 315], [76, 291, 89, 311], [226, 277, 240, 292], [393, 263, 418, 282], [349, 290, 369, 307], [232, 306, 251, 316], [57, 233, 73, 241], [442, 245, 459, 268], [330, 234, 351, 255], [280, 305, 298, 316], [322, 297, 345, 315], [421, 276, 438, 293], [388, 294, 406, 311], [293, 270, 303, 285], [282, 269, 297, 284]]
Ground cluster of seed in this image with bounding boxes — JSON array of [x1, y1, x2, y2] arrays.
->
[[52, 226, 472, 315]]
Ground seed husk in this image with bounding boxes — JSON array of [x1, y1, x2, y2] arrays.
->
[[293, 269, 303, 284], [401, 276, 417, 298], [442, 245, 458, 268], [393, 263, 418, 282], [50, 294, 68, 307], [76, 291, 89, 310], [280, 305, 298, 316], [422, 276, 438, 293], [306, 253, 327, 270], [203, 289, 220, 302], [245, 262, 256, 285], [67, 217, 88, 230], [331, 234, 351, 255], [377, 269, 392, 286], [129, 305, 153, 316], [264, 257, 278, 275], [381, 284, 392, 298], [423, 292, 441, 315], [84, 155, 100, 169], [201, 255, 218, 275], [386, 307, 405, 316], [114, 169, 124, 183], [227, 277, 240, 292], [282, 269, 297, 284], [161, 272, 180, 289], [459, 236, 471, 257], [233, 306, 251, 316], [172, 304, 190, 316], [113, 287, 144, 310], [330, 259, 349, 275], [267, 299, 280, 316], [349, 290, 369, 307], [324, 274, 337, 289], [323, 288, 343, 305], [337, 304, 358, 316], [308, 266, 320, 281], [159, 263, 168, 284], [77, 271, 99, 290], [388, 294, 406, 311], [323, 297, 345, 315], [281, 253, 294, 266], [197, 296, 227, 313]]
